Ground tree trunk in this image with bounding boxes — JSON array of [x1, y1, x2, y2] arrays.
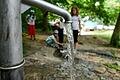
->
[[42, 10, 49, 31], [110, 13, 120, 47]]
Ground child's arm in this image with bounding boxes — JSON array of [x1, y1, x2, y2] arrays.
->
[[53, 36, 63, 46], [26, 15, 29, 23], [78, 15, 82, 32], [78, 15, 82, 29], [56, 41, 63, 46]]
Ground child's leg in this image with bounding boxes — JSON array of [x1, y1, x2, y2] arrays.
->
[[74, 43, 76, 49], [73, 30, 78, 49], [33, 25, 36, 40], [33, 35, 36, 40], [30, 35, 32, 40]]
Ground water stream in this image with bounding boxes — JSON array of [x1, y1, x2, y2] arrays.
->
[[60, 22, 75, 80]]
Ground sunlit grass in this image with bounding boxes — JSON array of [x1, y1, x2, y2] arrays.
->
[[104, 63, 120, 71], [93, 30, 113, 41]]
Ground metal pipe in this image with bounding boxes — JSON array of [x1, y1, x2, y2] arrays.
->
[[0, 0, 24, 80], [22, 0, 72, 22]]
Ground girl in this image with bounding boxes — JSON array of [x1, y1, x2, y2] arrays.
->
[[26, 10, 36, 40], [71, 6, 81, 49]]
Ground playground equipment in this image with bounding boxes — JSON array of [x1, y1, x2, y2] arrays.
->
[[0, 0, 71, 80]]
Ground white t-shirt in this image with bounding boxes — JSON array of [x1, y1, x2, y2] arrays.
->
[[26, 14, 36, 25], [46, 35, 55, 42], [71, 15, 81, 30], [54, 30, 58, 34]]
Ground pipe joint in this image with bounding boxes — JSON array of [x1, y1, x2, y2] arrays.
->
[[0, 59, 25, 70]]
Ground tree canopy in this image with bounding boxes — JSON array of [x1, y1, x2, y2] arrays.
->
[[22, 0, 120, 31], [46, 0, 120, 25]]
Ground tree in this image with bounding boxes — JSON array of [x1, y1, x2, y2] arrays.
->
[[71, 0, 120, 47], [110, 13, 120, 47], [22, 0, 120, 38], [23, 0, 118, 25], [42, 10, 49, 31], [105, 0, 120, 47]]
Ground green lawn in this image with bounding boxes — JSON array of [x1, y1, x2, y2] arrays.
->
[[93, 30, 113, 41]]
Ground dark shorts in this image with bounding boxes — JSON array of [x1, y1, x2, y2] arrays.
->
[[73, 30, 78, 43]]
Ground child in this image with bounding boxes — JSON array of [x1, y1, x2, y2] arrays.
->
[[54, 17, 65, 44], [45, 33, 63, 49], [26, 10, 36, 40], [71, 6, 81, 49]]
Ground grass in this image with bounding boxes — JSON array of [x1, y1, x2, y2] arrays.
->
[[93, 30, 113, 41], [104, 63, 120, 71]]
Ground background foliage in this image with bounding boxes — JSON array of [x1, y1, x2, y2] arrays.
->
[[22, 0, 120, 32]]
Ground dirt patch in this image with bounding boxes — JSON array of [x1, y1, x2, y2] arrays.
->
[[23, 33, 120, 80]]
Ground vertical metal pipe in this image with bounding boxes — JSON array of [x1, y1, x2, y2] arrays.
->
[[22, 0, 72, 22], [0, 0, 24, 80]]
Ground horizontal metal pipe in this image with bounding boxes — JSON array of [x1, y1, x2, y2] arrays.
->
[[22, 0, 71, 22]]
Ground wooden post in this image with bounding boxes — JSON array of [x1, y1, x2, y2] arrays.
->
[[0, 0, 24, 80]]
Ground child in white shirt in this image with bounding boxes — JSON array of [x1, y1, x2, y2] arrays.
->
[[71, 6, 81, 49]]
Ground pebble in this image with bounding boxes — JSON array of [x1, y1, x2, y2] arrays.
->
[[94, 66, 106, 74]]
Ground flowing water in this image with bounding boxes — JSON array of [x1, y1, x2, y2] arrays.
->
[[61, 22, 75, 80]]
